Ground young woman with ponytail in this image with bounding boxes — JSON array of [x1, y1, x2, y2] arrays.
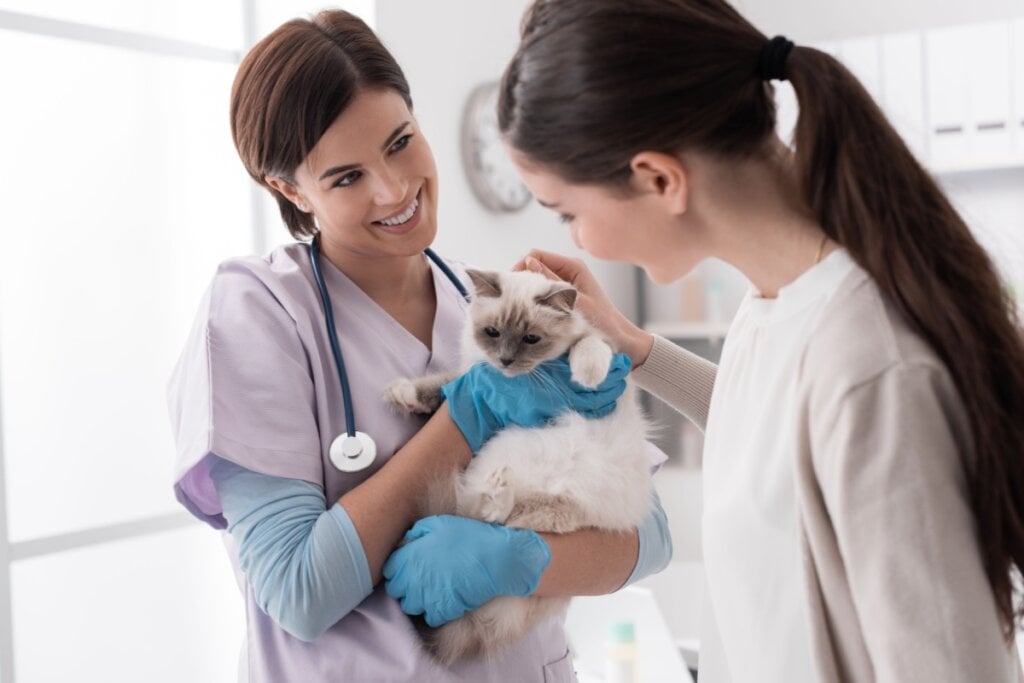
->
[[496, 0, 1024, 680]]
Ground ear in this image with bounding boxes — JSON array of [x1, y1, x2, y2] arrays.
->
[[628, 151, 688, 215], [536, 284, 577, 313], [265, 175, 311, 213], [467, 269, 502, 298]]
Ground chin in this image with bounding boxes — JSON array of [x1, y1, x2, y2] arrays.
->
[[644, 265, 677, 286]]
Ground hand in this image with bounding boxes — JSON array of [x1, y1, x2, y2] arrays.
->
[[513, 250, 654, 367], [383, 515, 551, 627], [441, 352, 630, 452]]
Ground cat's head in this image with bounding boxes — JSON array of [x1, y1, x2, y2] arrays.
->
[[466, 269, 585, 376]]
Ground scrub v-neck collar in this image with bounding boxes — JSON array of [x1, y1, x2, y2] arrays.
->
[[317, 252, 467, 368]]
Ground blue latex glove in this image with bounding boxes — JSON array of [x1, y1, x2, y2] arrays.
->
[[441, 352, 631, 452], [383, 515, 551, 627]]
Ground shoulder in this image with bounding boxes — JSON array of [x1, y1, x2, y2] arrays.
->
[[205, 242, 317, 335], [800, 264, 950, 398], [797, 263, 969, 449]]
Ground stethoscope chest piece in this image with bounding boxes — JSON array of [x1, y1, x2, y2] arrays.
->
[[329, 431, 377, 472]]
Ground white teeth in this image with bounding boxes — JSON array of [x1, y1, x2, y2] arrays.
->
[[378, 197, 419, 226]]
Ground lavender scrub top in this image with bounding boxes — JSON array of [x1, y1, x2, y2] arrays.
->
[[167, 242, 577, 683]]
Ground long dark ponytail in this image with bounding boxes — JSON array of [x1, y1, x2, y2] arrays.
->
[[500, 0, 1024, 639]]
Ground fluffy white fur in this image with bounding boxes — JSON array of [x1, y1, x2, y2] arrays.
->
[[384, 269, 652, 665]]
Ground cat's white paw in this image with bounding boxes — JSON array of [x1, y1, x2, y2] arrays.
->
[[477, 466, 514, 523], [383, 378, 432, 414], [569, 337, 614, 389]]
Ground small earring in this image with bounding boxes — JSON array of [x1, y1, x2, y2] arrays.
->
[[298, 203, 310, 212]]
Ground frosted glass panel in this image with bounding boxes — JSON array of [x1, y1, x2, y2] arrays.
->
[[0, 1, 243, 51], [0, 32, 255, 541], [11, 526, 244, 683]]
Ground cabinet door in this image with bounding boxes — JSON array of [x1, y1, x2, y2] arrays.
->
[[881, 32, 927, 163], [966, 22, 1013, 165], [839, 36, 882, 101], [1014, 20, 1024, 156], [926, 26, 971, 170]]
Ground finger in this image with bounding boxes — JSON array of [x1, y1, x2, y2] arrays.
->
[[521, 256, 562, 283], [382, 546, 409, 581], [400, 591, 425, 617], [524, 249, 585, 285], [401, 520, 434, 544], [426, 598, 465, 628]]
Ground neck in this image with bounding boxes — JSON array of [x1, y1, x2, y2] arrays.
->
[[317, 236, 432, 304], [691, 145, 835, 298]]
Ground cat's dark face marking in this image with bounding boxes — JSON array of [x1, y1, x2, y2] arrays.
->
[[466, 269, 581, 376]]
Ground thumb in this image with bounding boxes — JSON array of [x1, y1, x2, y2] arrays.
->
[[514, 254, 564, 283]]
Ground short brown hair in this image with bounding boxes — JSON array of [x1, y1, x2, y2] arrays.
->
[[230, 9, 412, 239]]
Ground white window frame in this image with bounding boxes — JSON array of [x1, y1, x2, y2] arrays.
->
[[0, 4, 265, 680]]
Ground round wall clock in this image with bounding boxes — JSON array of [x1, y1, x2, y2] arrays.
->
[[460, 81, 532, 213]]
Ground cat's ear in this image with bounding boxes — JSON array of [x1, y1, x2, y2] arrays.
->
[[537, 284, 577, 313], [467, 269, 502, 298]]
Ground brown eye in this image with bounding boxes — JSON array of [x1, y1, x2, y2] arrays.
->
[[523, 334, 541, 344], [484, 326, 500, 338]]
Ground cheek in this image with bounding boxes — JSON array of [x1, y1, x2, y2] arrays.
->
[[575, 216, 627, 259]]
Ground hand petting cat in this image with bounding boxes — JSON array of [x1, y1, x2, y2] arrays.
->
[[513, 249, 655, 368]]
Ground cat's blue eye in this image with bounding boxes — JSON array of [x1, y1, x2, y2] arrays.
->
[[484, 326, 500, 338], [334, 169, 363, 187], [389, 134, 413, 153], [558, 213, 575, 224], [523, 334, 541, 344]]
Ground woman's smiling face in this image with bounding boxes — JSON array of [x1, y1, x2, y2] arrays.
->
[[270, 88, 439, 259]]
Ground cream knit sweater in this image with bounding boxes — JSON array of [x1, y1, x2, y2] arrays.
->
[[632, 265, 1022, 682]]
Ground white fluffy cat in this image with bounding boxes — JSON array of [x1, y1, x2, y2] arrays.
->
[[384, 268, 652, 665]]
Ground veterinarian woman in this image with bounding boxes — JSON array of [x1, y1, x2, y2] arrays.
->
[[166, 9, 671, 683], [471, 0, 1024, 681]]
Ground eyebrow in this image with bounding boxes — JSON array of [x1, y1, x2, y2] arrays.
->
[[317, 121, 411, 181]]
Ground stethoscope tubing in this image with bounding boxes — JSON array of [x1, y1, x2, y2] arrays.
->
[[308, 235, 470, 441]]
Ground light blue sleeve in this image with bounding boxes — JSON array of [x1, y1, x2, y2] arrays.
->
[[624, 490, 673, 587], [208, 457, 373, 642]]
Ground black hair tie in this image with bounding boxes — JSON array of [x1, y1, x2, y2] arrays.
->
[[757, 35, 795, 81]]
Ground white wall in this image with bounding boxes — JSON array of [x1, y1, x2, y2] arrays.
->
[[735, 0, 1024, 42], [373, 0, 638, 320]]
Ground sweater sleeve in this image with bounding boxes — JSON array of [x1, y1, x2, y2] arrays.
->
[[209, 457, 374, 642], [812, 364, 1018, 682], [631, 335, 716, 431]]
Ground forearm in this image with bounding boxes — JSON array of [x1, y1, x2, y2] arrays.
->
[[533, 490, 672, 597], [212, 459, 372, 641], [533, 527, 639, 597], [631, 335, 716, 430], [339, 403, 472, 585]]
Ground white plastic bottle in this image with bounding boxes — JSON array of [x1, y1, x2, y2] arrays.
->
[[605, 620, 639, 683]]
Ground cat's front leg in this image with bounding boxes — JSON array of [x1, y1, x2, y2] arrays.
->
[[568, 335, 614, 389], [383, 372, 456, 415], [460, 465, 515, 524]]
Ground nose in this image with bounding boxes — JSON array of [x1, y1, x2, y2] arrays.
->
[[499, 357, 514, 367], [374, 166, 408, 206]]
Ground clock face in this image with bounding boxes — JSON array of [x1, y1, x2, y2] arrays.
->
[[461, 81, 532, 213]]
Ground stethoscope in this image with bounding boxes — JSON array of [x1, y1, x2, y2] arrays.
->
[[308, 235, 471, 472]]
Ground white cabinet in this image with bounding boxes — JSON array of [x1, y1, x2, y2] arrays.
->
[[796, 21, 1024, 174], [881, 32, 927, 161], [1015, 20, 1024, 156], [839, 36, 882, 101], [966, 22, 1013, 166], [926, 26, 972, 169]]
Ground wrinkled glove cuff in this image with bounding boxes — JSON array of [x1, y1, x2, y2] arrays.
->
[[508, 528, 552, 597], [440, 377, 496, 453]]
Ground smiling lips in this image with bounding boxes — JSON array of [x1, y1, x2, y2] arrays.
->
[[373, 191, 421, 229]]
